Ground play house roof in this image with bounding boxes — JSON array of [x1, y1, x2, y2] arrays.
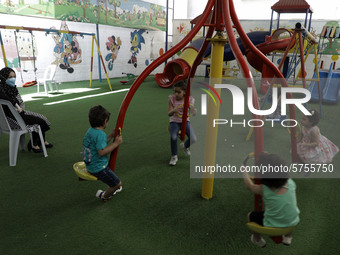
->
[[190, 12, 212, 25], [271, 0, 313, 13], [190, 12, 223, 27]]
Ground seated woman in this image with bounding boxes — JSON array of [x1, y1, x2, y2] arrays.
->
[[0, 67, 53, 153]]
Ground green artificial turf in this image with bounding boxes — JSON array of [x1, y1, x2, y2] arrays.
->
[[0, 77, 340, 254]]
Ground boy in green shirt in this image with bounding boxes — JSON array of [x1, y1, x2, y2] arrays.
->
[[83, 105, 123, 201]]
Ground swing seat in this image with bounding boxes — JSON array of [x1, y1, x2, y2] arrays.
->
[[22, 80, 37, 88], [247, 222, 296, 236], [73, 161, 97, 181]]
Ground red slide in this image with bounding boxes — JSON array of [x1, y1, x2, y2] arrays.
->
[[246, 29, 295, 73], [245, 29, 295, 93]]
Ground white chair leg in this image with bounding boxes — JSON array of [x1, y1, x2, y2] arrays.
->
[[48, 81, 53, 92], [44, 81, 48, 95], [19, 133, 26, 151], [55, 82, 59, 92], [38, 126, 48, 158], [9, 133, 21, 166]]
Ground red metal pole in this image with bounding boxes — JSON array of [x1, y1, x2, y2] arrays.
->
[[109, 0, 217, 171], [223, 0, 264, 158], [180, 8, 216, 141], [228, 0, 298, 164], [277, 31, 297, 72], [223, 0, 264, 211], [298, 31, 307, 88]]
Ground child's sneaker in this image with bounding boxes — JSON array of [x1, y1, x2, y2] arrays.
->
[[169, 155, 178, 166], [180, 142, 191, 156], [96, 190, 110, 201], [113, 186, 123, 195], [96, 190, 104, 198], [251, 234, 266, 247], [282, 235, 292, 246]]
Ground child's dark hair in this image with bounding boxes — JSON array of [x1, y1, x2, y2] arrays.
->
[[256, 152, 289, 188], [306, 109, 320, 126], [174, 81, 186, 91], [88, 105, 111, 128]]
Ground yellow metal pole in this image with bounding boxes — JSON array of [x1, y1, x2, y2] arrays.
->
[[314, 44, 320, 85], [0, 31, 8, 67], [93, 36, 113, 91], [201, 32, 228, 200]]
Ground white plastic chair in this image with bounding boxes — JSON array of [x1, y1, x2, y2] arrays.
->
[[37, 65, 58, 94], [0, 99, 47, 166]]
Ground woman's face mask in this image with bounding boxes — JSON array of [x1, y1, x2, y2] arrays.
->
[[6, 77, 16, 87]]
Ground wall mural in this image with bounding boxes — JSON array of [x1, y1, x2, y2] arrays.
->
[[318, 21, 340, 56], [50, 21, 82, 73], [128, 29, 145, 68], [0, 0, 166, 31], [105, 35, 121, 71]]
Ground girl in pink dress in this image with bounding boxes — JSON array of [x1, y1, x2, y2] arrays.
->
[[297, 109, 339, 163]]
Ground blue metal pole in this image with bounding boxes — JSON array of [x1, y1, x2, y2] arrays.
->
[[269, 10, 274, 34], [304, 9, 309, 29], [165, 0, 169, 65], [308, 13, 313, 32], [96, 23, 102, 82]]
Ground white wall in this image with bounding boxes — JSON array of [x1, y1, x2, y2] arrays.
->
[[173, 0, 187, 19], [182, 0, 340, 20]]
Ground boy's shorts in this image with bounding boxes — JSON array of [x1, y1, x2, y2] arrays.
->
[[91, 165, 120, 187], [249, 211, 264, 226]]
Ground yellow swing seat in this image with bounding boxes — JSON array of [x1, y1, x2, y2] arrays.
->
[[73, 161, 98, 181], [247, 222, 296, 236]]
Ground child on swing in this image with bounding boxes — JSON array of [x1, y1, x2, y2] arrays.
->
[[168, 81, 197, 166], [297, 109, 339, 163], [83, 105, 123, 201], [242, 152, 300, 247]]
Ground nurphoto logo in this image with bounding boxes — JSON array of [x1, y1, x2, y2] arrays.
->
[[201, 83, 311, 128]]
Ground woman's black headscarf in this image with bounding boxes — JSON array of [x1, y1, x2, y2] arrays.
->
[[0, 67, 15, 82], [0, 67, 22, 105]]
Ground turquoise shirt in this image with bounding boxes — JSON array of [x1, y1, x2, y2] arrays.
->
[[263, 179, 300, 227], [82, 127, 108, 173]]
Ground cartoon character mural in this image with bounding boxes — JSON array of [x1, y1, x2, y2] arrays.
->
[[50, 21, 82, 73], [105, 35, 122, 71], [1, 1, 166, 31], [52, 32, 64, 66], [319, 21, 340, 55], [70, 35, 82, 65], [128, 29, 145, 68]]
